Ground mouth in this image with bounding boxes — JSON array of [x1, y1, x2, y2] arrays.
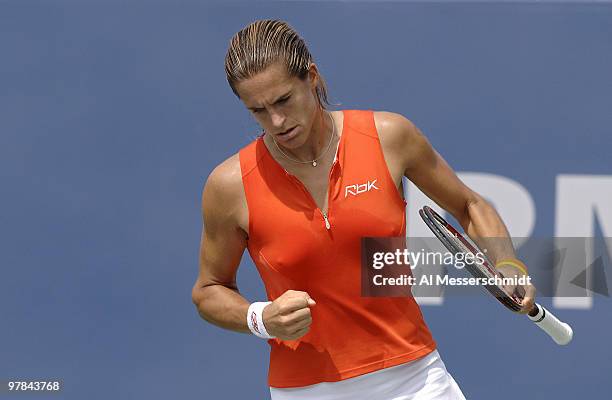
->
[[277, 127, 296, 136], [274, 126, 299, 143]]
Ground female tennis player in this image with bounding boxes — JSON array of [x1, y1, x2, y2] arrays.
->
[[192, 19, 535, 399]]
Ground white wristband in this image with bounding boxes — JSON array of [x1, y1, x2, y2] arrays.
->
[[247, 301, 275, 339]]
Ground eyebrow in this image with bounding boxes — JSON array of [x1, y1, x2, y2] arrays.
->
[[248, 91, 292, 111]]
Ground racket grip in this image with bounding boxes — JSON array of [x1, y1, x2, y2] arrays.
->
[[527, 303, 573, 345]]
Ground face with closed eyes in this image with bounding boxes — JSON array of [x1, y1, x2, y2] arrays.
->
[[234, 61, 321, 150]]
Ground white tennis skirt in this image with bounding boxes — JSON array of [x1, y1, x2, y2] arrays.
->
[[269, 350, 466, 400]]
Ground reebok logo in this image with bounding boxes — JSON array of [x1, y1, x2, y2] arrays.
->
[[345, 179, 380, 198], [250, 311, 260, 334]]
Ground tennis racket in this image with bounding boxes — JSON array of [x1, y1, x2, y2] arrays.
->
[[419, 205, 573, 345]]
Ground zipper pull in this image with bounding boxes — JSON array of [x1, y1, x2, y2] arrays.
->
[[321, 212, 331, 230]]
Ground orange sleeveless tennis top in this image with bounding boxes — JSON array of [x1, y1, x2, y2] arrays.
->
[[239, 110, 436, 388]]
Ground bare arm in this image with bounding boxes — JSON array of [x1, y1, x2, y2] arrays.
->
[[191, 155, 251, 333], [404, 123, 515, 263], [376, 112, 535, 312], [191, 155, 316, 339]]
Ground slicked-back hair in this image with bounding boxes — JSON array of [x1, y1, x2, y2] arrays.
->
[[224, 19, 330, 108]]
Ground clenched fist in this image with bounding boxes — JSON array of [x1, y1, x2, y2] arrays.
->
[[262, 290, 316, 340]]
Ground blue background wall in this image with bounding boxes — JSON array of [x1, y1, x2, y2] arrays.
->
[[1, 1, 611, 398]]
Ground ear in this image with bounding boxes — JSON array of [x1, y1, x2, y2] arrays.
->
[[307, 63, 320, 90]]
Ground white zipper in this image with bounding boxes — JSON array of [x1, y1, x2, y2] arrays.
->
[[321, 211, 331, 230]]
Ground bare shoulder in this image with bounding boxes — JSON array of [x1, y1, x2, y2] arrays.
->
[[373, 111, 414, 130], [373, 111, 418, 147], [373, 111, 431, 173], [202, 153, 248, 233], [204, 153, 242, 201]]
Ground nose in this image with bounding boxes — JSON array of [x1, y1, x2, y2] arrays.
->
[[269, 110, 286, 129]]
